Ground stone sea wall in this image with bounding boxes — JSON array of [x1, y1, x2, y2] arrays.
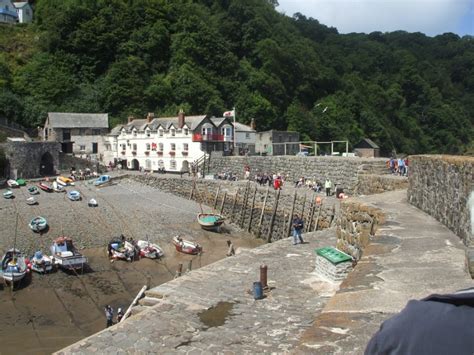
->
[[124, 175, 336, 242], [208, 156, 395, 195], [354, 174, 408, 195], [408, 155, 474, 245]]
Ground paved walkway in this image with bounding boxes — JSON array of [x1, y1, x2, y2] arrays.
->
[[298, 190, 472, 353]]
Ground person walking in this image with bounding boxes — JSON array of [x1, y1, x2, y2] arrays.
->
[[105, 305, 114, 328], [325, 178, 332, 197], [117, 307, 124, 323], [292, 214, 304, 245]]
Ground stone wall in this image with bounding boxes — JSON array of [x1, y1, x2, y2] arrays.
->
[[336, 200, 385, 260], [408, 155, 474, 245], [354, 174, 408, 195], [124, 175, 336, 242], [208, 156, 390, 195]]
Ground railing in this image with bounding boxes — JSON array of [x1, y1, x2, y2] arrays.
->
[[192, 133, 225, 142]]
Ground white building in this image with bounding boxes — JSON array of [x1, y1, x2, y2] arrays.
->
[[234, 119, 256, 155], [0, 0, 18, 23], [106, 111, 234, 172], [13, 2, 33, 23]]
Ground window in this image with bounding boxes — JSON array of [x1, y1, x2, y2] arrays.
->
[[146, 129, 151, 137], [158, 143, 163, 151], [246, 133, 250, 139], [79, 129, 85, 136], [170, 160, 177, 170], [93, 129, 101, 135], [146, 143, 151, 151], [183, 143, 188, 151], [184, 128, 189, 135], [202, 125, 213, 135], [171, 128, 176, 137], [121, 144, 126, 151], [26, 9, 30, 15], [133, 129, 137, 137], [222, 126, 232, 137], [170, 143, 176, 151], [79, 145, 86, 151], [158, 160, 164, 168], [132, 143, 137, 151], [159, 129, 163, 137]]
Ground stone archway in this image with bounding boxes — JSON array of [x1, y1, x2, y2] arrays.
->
[[40, 152, 55, 176], [131, 159, 140, 170]]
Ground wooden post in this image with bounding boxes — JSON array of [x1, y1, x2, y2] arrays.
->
[[313, 202, 323, 232], [189, 181, 195, 200], [247, 185, 258, 232], [230, 188, 240, 222], [329, 204, 336, 227], [257, 187, 270, 238], [266, 189, 280, 243], [307, 193, 316, 232], [219, 191, 227, 214], [240, 182, 250, 228], [121, 285, 147, 322], [300, 194, 307, 220], [286, 191, 297, 237], [213, 186, 220, 211]]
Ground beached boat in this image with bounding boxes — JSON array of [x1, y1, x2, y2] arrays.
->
[[67, 190, 81, 201], [94, 175, 111, 186], [16, 179, 26, 186], [7, 179, 19, 188], [29, 216, 47, 232], [197, 213, 225, 231], [172, 236, 202, 255], [26, 197, 37, 205], [137, 240, 164, 259], [57, 176, 75, 186], [30, 251, 53, 273], [3, 190, 14, 199], [88, 198, 98, 207], [107, 238, 137, 261], [50, 237, 87, 271], [1, 248, 29, 283], [28, 186, 40, 195], [38, 182, 53, 192], [52, 181, 65, 193]]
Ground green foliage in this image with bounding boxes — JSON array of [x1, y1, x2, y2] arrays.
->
[[0, 0, 472, 155]]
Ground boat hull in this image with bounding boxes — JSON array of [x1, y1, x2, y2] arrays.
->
[[197, 213, 225, 231], [172, 236, 202, 255]]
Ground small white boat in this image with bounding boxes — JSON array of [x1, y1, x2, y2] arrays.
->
[[52, 181, 65, 193], [137, 240, 164, 259], [28, 186, 40, 195], [94, 175, 112, 187], [1, 249, 29, 283], [3, 190, 14, 199], [29, 216, 47, 232], [172, 236, 202, 255], [50, 237, 87, 271], [107, 238, 137, 261], [88, 198, 98, 207], [57, 176, 75, 186], [30, 251, 53, 273], [26, 197, 37, 205], [7, 179, 19, 188], [67, 190, 81, 201]]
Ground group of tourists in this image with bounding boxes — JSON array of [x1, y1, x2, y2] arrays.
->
[[387, 157, 409, 176], [104, 305, 124, 328]]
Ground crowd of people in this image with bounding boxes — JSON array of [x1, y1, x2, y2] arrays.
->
[[387, 157, 409, 176]]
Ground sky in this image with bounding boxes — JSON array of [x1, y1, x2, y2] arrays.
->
[[277, 0, 474, 37]]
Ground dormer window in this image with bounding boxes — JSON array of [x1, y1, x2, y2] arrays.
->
[[158, 143, 163, 151], [159, 129, 163, 137], [146, 129, 151, 137], [221, 125, 232, 137], [202, 124, 213, 136], [184, 128, 189, 136], [133, 129, 137, 137], [171, 128, 176, 137]]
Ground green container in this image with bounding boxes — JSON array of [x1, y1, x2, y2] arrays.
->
[[16, 179, 26, 186], [315, 247, 352, 265]]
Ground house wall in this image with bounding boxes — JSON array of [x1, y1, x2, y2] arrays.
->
[[235, 131, 256, 154], [354, 148, 379, 158], [16, 5, 32, 23], [255, 132, 272, 155], [0, 0, 17, 23]]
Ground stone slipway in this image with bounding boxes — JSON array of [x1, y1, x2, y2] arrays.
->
[[298, 190, 473, 354], [57, 230, 339, 354]]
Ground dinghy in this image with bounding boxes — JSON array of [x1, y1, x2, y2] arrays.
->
[[88, 198, 98, 207], [16, 179, 26, 186], [7, 179, 19, 188], [57, 176, 75, 186], [29, 216, 47, 232], [67, 190, 81, 201], [38, 182, 53, 192], [107, 237, 137, 261], [1, 248, 29, 283], [26, 197, 37, 205], [137, 240, 164, 259], [28, 186, 40, 195], [52, 181, 65, 193], [50, 237, 87, 271], [30, 251, 53, 273], [3, 190, 14, 199], [197, 213, 225, 231], [172, 236, 202, 255], [94, 175, 112, 187]]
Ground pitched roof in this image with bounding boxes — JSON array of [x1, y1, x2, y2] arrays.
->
[[355, 138, 380, 149], [234, 122, 255, 132], [13, 2, 30, 8], [47, 113, 109, 129]]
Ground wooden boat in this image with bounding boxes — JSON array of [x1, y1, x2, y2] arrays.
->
[[57, 176, 75, 186], [7, 179, 19, 188], [88, 198, 98, 207], [28, 186, 40, 195], [38, 182, 53, 192], [3, 190, 14, 199], [137, 240, 164, 259], [30, 251, 53, 273], [16, 178, 26, 186], [52, 181, 65, 193], [29, 216, 47, 232], [197, 213, 225, 231], [50, 237, 87, 271], [107, 238, 137, 261], [1, 248, 29, 283], [94, 175, 111, 186], [26, 197, 37, 205], [172, 236, 202, 255], [67, 190, 81, 201]]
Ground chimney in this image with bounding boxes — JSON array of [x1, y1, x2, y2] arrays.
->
[[250, 118, 256, 130], [178, 109, 185, 128], [147, 112, 154, 123], [128, 115, 134, 124]]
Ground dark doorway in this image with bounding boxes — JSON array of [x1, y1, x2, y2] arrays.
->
[[40, 152, 55, 176], [92, 143, 98, 154], [61, 142, 73, 154], [131, 159, 139, 170]]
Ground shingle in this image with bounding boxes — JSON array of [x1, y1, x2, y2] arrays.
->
[[48, 113, 108, 129]]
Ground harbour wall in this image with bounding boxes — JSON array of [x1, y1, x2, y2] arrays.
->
[[408, 155, 474, 245]]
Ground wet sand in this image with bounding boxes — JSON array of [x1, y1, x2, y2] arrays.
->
[[0, 178, 263, 354]]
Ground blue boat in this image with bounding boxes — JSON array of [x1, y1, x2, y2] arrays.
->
[[94, 175, 111, 186], [67, 190, 81, 201]]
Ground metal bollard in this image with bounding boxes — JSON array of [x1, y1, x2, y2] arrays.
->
[[260, 264, 268, 289]]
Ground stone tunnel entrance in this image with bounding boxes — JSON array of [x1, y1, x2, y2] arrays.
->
[[40, 152, 55, 176]]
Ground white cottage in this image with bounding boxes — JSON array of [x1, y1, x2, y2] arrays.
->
[[107, 111, 234, 173], [13, 2, 33, 23], [0, 0, 18, 23]]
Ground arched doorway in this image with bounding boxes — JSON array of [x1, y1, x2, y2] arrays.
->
[[181, 160, 189, 173], [40, 152, 55, 176], [131, 159, 139, 170]]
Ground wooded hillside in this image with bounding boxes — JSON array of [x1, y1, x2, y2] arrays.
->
[[1, 0, 473, 155]]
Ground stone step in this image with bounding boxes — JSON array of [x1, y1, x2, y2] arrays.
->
[[139, 296, 162, 307]]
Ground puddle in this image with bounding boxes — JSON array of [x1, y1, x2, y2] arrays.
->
[[198, 301, 234, 328]]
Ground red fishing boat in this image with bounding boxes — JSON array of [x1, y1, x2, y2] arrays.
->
[[172, 236, 202, 255], [38, 182, 53, 192]]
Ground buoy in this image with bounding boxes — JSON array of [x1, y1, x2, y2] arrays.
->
[[316, 196, 322, 205]]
